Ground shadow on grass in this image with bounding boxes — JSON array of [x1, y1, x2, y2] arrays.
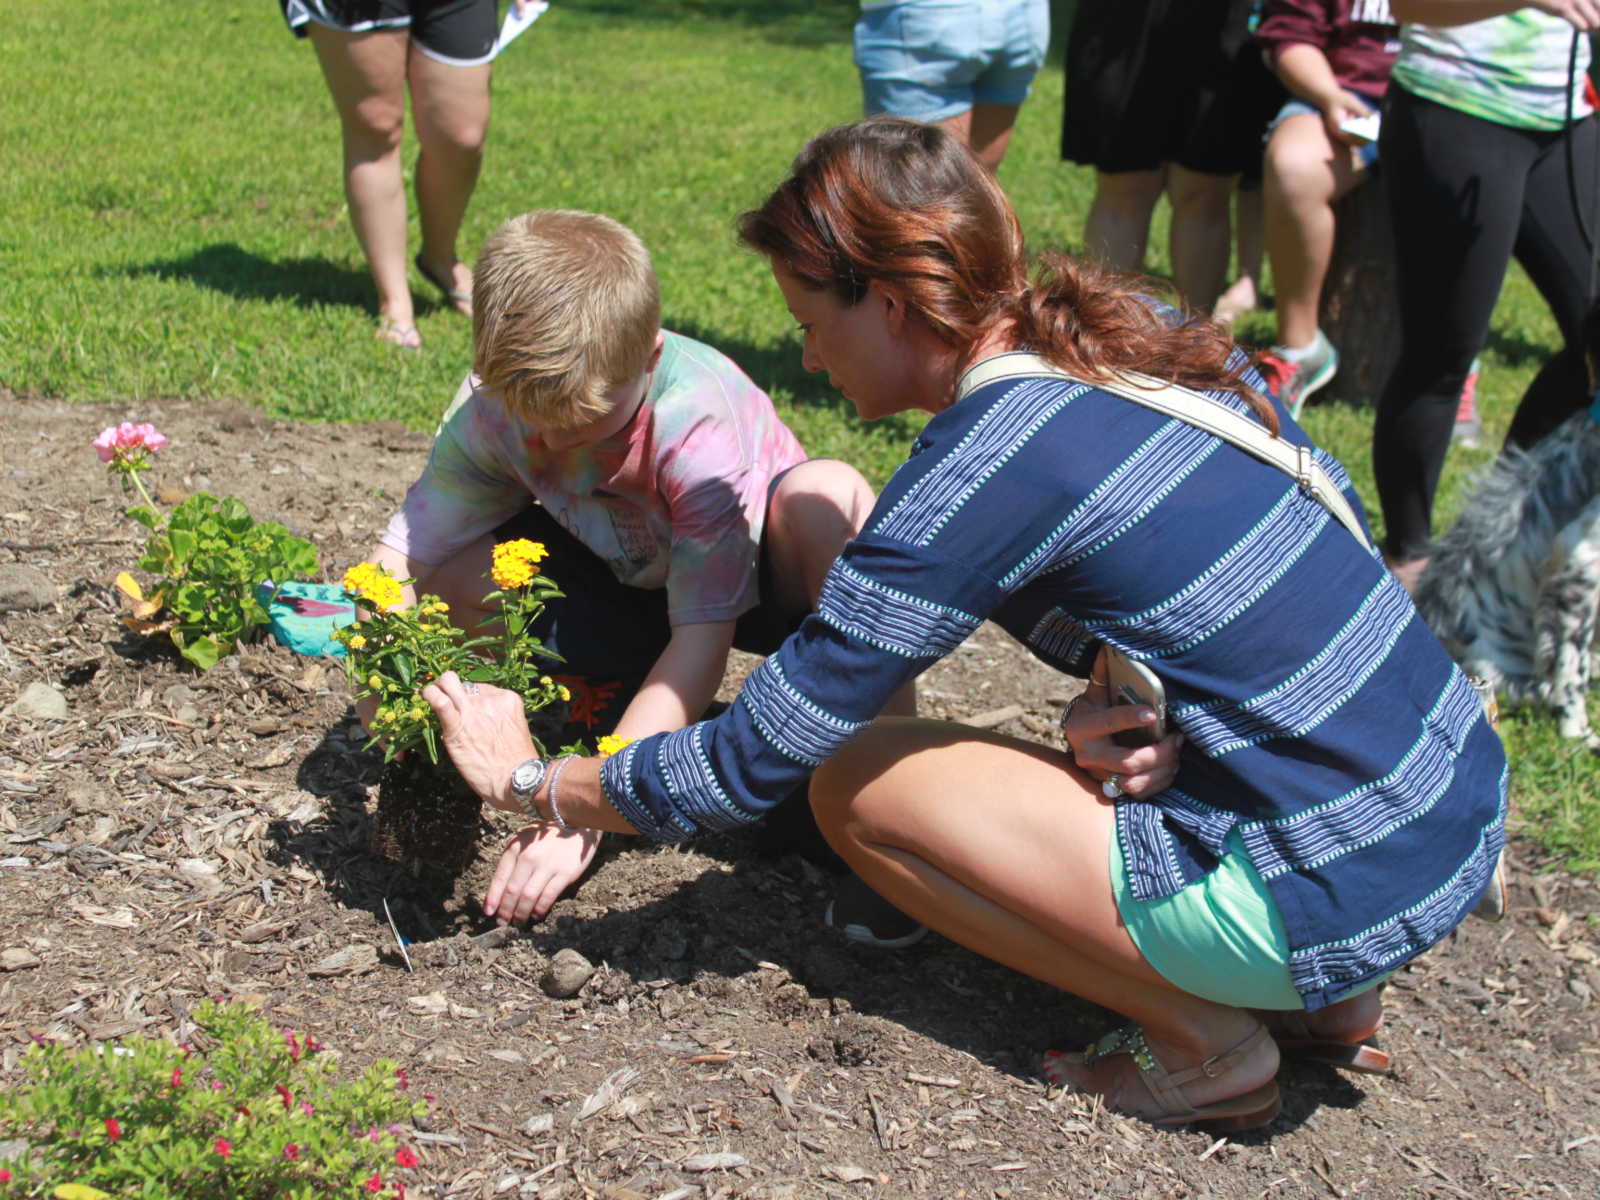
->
[[114, 243, 404, 314], [1483, 324, 1562, 371], [556, 0, 856, 45]]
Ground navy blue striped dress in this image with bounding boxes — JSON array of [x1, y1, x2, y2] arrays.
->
[[601, 355, 1508, 1010]]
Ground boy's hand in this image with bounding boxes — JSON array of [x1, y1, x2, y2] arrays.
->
[[484, 825, 602, 924]]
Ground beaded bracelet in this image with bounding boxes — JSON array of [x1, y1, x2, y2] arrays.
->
[[545, 755, 574, 831]]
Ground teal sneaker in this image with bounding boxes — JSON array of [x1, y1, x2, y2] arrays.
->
[[1257, 331, 1339, 420]]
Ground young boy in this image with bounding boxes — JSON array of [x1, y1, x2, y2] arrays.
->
[[361, 210, 916, 935]]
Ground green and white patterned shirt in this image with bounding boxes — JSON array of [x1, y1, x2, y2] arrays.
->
[[1392, 12, 1592, 130]]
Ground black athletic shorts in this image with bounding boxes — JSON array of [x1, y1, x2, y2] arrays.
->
[[1062, 0, 1283, 176], [490, 502, 799, 744], [279, 0, 500, 66]]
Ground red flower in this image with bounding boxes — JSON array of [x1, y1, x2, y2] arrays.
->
[[394, 1146, 418, 1169], [394, 1067, 410, 1091], [390, 1185, 406, 1199], [214, 1138, 233, 1158], [284, 1030, 302, 1064], [171, 1068, 183, 1088], [282, 1144, 300, 1161], [105, 1117, 122, 1142], [303, 1034, 325, 1055], [234, 1105, 252, 1119], [275, 1084, 293, 1109], [364, 1175, 383, 1194], [0, 1167, 11, 1182]]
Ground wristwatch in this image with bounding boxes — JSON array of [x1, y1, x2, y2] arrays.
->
[[508, 757, 549, 816]]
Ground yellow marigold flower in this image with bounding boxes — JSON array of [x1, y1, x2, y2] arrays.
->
[[596, 734, 633, 758], [432, 601, 449, 613], [346, 634, 367, 650], [557, 685, 571, 702], [343, 562, 403, 611], [408, 707, 425, 721], [368, 674, 383, 691], [539, 675, 552, 686], [490, 538, 548, 590]]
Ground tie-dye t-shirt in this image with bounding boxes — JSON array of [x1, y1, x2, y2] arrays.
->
[[380, 331, 807, 626], [1392, 13, 1592, 131]]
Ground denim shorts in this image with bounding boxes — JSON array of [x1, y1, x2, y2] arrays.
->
[[1269, 96, 1382, 172], [854, 0, 1049, 124]]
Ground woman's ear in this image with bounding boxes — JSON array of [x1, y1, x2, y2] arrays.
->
[[869, 280, 907, 333]]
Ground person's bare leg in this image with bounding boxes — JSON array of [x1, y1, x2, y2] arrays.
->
[[1214, 185, 1264, 325], [1083, 168, 1167, 273], [308, 25, 414, 329], [765, 460, 914, 716], [1166, 165, 1239, 313], [940, 101, 1022, 172], [408, 48, 491, 316], [1264, 113, 1364, 350], [811, 719, 1278, 1112]]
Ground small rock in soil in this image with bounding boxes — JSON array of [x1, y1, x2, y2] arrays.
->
[[541, 947, 595, 998], [5, 681, 68, 720], [0, 565, 56, 612]]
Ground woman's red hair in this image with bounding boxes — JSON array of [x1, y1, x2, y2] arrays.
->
[[737, 118, 1274, 429]]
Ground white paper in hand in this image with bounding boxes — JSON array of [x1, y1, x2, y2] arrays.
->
[[496, 1, 550, 55]]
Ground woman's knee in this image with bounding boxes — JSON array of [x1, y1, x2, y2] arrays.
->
[[344, 97, 406, 153], [766, 459, 875, 593], [1264, 119, 1339, 208]]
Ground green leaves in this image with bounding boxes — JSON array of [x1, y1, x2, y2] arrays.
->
[[0, 1000, 424, 1197], [126, 491, 322, 670]]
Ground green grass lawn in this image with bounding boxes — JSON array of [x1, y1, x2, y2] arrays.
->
[[2, 0, 1595, 870]]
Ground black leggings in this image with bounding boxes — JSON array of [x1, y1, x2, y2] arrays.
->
[[1374, 85, 1599, 563]]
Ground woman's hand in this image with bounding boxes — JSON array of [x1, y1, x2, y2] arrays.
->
[[421, 671, 538, 812], [1062, 654, 1183, 799], [484, 824, 602, 925], [1321, 89, 1376, 147]]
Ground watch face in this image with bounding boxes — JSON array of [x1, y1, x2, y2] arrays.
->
[[511, 759, 545, 797]]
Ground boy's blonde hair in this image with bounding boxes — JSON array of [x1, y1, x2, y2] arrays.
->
[[472, 210, 662, 426]]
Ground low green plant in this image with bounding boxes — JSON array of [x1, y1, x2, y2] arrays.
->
[[97, 422, 321, 670], [336, 539, 571, 762], [0, 999, 424, 1199]]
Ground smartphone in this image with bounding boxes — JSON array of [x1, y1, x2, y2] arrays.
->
[[1104, 648, 1168, 748], [1339, 112, 1381, 144]]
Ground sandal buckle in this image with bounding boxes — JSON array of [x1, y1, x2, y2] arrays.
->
[[1200, 1054, 1225, 1078]]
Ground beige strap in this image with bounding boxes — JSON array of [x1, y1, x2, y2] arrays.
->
[[956, 352, 1372, 549]]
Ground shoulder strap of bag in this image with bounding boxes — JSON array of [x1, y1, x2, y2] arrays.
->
[[957, 352, 1372, 550]]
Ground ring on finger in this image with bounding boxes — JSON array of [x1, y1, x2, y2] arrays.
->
[[463, 681, 480, 696], [1101, 774, 1123, 799]]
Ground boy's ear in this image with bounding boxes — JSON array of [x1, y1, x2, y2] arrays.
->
[[648, 330, 665, 372]]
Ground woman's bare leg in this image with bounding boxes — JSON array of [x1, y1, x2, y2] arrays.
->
[[408, 47, 491, 315], [308, 25, 415, 329], [1083, 168, 1166, 273], [811, 719, 1278, 1112]]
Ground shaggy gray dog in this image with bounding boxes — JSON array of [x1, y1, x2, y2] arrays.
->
[[1413, 407, 1600, 746]]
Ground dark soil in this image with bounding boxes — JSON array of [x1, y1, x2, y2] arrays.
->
[[3, 392, 1599, 1199]]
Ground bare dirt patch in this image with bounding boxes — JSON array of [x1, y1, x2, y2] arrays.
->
[[3, 392, 1599, 1199]]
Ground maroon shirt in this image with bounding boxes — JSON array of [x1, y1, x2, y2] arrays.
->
[[1256, 0, 1400, 100]]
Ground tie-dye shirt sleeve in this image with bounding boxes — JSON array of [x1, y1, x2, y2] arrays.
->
[[377, 332, 807, 624]]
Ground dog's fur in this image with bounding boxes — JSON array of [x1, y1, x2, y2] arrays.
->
[[1414, 407, 1600, 745]]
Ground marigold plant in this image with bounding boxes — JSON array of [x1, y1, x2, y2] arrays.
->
[[0, 1000, 423, 1199], [334, 546, 572, 763]]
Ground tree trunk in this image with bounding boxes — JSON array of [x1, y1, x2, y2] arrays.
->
[[1318, 172, 1400, 408]]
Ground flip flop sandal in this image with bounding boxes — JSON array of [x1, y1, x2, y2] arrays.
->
[[415, 254, 472, 316], [374, 317, 422, 350], [1042, 1023, 1281, 1133]]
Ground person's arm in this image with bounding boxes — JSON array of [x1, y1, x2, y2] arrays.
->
[[609, 620, 736, 739], [1392, 0, 1600, 30], [1272, 42, 1379, 144]]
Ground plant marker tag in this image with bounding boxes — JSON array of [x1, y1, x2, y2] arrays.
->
[[383, 897, 414, 973]]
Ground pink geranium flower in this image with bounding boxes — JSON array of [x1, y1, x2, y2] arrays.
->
[[394, 1146, 418, 1169], [93, 422, 167, 465], [214, 1137, 232, 1158]]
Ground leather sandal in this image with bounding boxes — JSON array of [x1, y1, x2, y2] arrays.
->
[[1260, 1011, 1390, 1076], [1042, 1023, 1280, 1133], [415, 253, 472, 316]]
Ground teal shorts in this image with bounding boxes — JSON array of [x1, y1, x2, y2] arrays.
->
[[1110, 826, 1306, 1010]]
